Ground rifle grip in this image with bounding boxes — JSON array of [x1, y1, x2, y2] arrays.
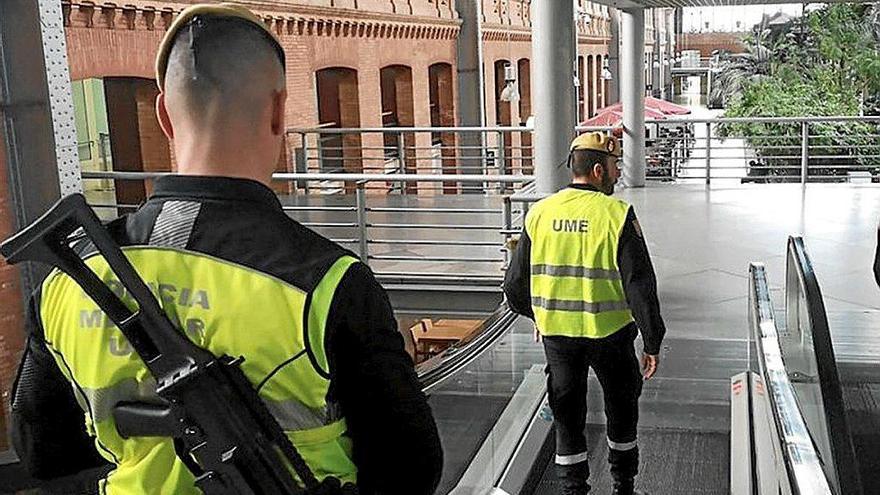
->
[[114, 402, 178, 439]]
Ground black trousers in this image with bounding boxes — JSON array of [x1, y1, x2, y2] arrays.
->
[[543, 324, 642, 491]]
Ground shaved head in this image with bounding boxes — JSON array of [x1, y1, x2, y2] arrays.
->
[[157, 15, 288, 184], [164, 17, 284, 127]]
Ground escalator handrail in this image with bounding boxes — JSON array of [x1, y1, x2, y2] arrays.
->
[[750, 263, 833, 495], [785, 236, 863, 494], [416, 303, 519, 394]]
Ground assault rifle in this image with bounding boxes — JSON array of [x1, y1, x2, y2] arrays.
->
[[1, 194, 356, 495]]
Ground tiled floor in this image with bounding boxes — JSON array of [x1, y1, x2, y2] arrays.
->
[[619, 183, 880, 337]]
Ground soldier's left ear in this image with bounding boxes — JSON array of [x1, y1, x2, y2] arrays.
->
[[592, 162, 605, 178]]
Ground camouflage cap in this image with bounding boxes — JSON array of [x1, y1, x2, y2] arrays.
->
[[154, 3, 284, 90]]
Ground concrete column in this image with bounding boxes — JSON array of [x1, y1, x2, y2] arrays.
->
[[454, 0, 486, 185], [532, 0, 576, 194], [621, 8, 646, 188], [665, 9, 675, 97], [654, 10, 663, 99], [607, 8, 620, 104]]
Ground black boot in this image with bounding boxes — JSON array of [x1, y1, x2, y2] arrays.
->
[[557, 460, 591, 495], [611, 479, 640, 495], [611, 482, 647, 495], [608, 446, 639, 495]]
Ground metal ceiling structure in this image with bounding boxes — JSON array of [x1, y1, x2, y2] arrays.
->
[[596, 0, 860, 9]]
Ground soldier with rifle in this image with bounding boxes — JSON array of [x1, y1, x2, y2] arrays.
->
[[5, 4, 442, 494]]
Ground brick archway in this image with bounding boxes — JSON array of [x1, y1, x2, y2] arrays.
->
[[517, 58, 532, 175], [493, 60, 512, 175], [64, 11, 164, 82], [587, 55, 595, 117], [428, 62, 456, 193], [380, 65, 416, 192], [316, 67, 363, 181], [99, 77, 171, 207]]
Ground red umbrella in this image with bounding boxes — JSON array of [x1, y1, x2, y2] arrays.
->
[[645, 96, 691, 115], [580, 107, 666, 128], [596, 96, 691, 117], [581, 110, 625, 127]]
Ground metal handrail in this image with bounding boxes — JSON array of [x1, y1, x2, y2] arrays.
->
[[287, 116, 880, 135], [273, 173, 534, 183], [783, 237, 863, 494], [655, 115, 880, 125], [749, 262, 833, 494], [80, 171, 525, 280], [82, 116, 880, 189], [81, 171, 535, 184], [416, 303, 518, 394], [288, 125, 531, 133]]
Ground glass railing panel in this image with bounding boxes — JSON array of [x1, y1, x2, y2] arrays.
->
[[422, 312, 543, 494], [782, 253, 835, 483], [779, 237, 862, 494]]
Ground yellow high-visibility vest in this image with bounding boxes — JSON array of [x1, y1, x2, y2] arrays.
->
[[39, 247, 358, 494], [525, 188, 634, 338]]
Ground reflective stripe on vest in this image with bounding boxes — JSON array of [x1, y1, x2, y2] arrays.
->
[[525, 188, 634, 338], [40, 247, 358, 494]]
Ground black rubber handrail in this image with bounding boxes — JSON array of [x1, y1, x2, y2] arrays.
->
[[416, 303, 518, 393], [750, 262, 832, 494], [785, 236, 863, 494]]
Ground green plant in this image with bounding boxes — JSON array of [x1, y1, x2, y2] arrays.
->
[[716, 4, 880, 181]]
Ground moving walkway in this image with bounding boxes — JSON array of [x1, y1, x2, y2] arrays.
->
[[424, 236, 878, 495], [2, 237, 877, 494]]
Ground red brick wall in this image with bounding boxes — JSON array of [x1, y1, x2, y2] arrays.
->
[[64, 1, 460, 194], [0, 117, 23, 451], [678, 32, 747, 57], [64, 2, 167, 81]]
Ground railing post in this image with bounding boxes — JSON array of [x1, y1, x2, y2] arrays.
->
[[705, 122, 712, 186], [99, 136, 108, 170], [98, 136, 109, 190], [355, 181, 369, 264], [298, 132, 310, 194], [294, 148, 307, 195], [497, 130, 507, 193], [671, 137, 679, 180], [801, 121, 809, 185], [502, 196, 513, 267], [397, 133, 407, 195]]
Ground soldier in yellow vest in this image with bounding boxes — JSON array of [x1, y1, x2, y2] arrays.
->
[[9, 5, 442, 494], [504, 132, 666, 495]]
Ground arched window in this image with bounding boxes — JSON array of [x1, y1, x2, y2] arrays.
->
[[316, 67, 362, 175]]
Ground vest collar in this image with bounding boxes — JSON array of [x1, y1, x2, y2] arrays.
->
[[150, 175, 283, 210], [567, 183, 601, 193]]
